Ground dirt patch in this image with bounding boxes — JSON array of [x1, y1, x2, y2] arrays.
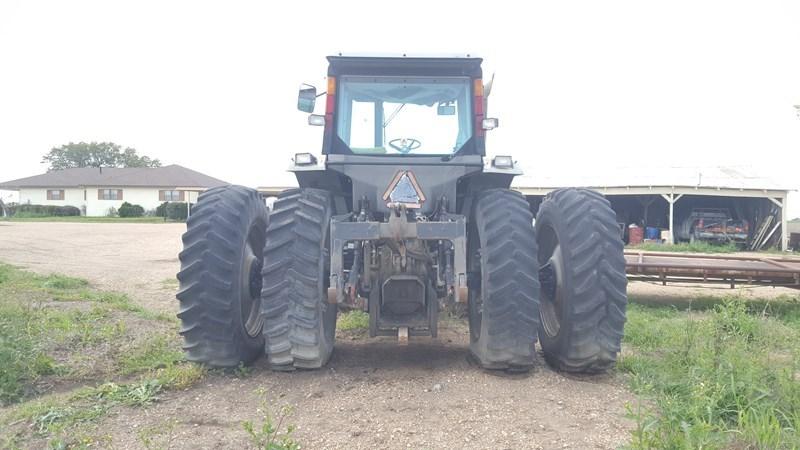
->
[[97, 324, 633, 450], [0, 221, 634, 449], [0, 222, 184, 315], [628, 279, 799, 302]]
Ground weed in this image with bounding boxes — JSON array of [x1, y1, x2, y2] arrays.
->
[[242, 400, 299, 450], [41, 274, 89, 290], [155, 363, 206, 390], [19, 379, 165, 435], [160, 278, 179, 289], [622, 298, 800, 448], [233, 362, 253, 379], [337, 310, 369, 331], [118, 335, 184, 376], [137, 419, 178, 450]]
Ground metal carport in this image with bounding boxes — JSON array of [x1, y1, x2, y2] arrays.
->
[[514, 166, 792, 251]]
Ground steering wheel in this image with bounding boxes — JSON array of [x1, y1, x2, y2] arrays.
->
[[388, 138, 422, 154]]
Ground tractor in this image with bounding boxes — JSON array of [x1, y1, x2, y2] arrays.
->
[[176, 54, 627, 373]]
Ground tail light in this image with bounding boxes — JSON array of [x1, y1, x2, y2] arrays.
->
[[697, 219, 704, 228], [473, 78, 484, 137], [744, 221, 749, 233], [324, 77, 336, 140]]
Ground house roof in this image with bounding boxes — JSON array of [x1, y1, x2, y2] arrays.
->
[[0, 164, 229, 189]]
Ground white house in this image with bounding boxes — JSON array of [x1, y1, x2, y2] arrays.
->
[[0, 165, 228, 216]]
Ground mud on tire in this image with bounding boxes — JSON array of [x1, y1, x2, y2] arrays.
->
[[176, 185, 268, 367], [467, 188, 540, 371], [535, 188, 627, 373], [261, 188, 337, 370]]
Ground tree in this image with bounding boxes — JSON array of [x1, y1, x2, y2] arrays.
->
[[41, 142, 161, 171]]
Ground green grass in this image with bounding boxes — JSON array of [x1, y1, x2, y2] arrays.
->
[[622, 296, 800, 449], [337, 310, 369, 331], [51, 288, 174, 322], [13, 377, 166, 435], [629, 241, 739, 253], [1, 216, 170, 223], [0, 263, 175, 405], [2, 363, 205, 446], [0, 262, 206, 447], [160, 277, 179, 290], [117, 335, 184, 376], [0, 265, 124, 405]]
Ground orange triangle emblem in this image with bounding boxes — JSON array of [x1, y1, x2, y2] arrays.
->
[[382, 171, 426, 208]]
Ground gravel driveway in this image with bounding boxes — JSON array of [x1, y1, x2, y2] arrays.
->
[[0, 221, 184, 315]]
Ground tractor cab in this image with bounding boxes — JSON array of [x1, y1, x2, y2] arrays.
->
[[297, 54, 497, 158]]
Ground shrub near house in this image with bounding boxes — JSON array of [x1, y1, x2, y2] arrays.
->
[[165, 202, 188, 221], [118, 202, 145, 218], [8, 204, 81, 217]]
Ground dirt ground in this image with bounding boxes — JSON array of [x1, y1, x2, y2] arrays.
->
[[0, 221, 639, 449], [0, 222, 184, 316]]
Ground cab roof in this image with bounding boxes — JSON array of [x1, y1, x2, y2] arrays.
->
[[326, 53, 483, 78], [329, 52, 481, 59]]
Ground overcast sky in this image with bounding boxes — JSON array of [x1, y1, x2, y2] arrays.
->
[[1, 0, 799, 216]]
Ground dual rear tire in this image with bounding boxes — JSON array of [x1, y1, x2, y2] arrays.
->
[[176, 186, 336, 370], [176, 186, 627, 374], [467, 188, 627, 373]]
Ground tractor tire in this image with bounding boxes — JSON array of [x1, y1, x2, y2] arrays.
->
[[261, 188, 337, 370], [467, 189, 540, 371], [176, 185, 268, 367], [535, 188, 627, 373]]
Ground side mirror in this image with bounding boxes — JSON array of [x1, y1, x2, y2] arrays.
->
[[297, 83, 317, 113]]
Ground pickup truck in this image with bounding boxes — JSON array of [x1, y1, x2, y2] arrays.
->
[[675, 208, 749, 245]]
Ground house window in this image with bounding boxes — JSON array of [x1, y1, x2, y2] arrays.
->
[[98, 189, 123, 200], [46, 190, 64, 200], [159, 190, 184, 202]]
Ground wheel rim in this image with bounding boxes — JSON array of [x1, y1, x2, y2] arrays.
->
[[538, 225, 563, 338], [240, 224, 265, 338]]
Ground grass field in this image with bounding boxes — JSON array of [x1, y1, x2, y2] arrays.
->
[[1, 216, 171, 223], [621, 294, 800, 449]]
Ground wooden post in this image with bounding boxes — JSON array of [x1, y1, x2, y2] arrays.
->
[[668, 194, 674, 244], [660, 193, 682, 245]]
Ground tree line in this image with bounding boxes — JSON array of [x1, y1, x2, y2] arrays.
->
[[42, 142, 161, 171]]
